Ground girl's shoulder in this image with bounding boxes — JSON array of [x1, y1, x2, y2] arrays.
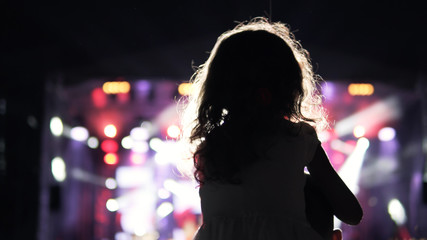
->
[[278, 120, 317, 137]]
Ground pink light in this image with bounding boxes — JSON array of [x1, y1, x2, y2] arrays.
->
[[130, 153, 146, 165], [101, 140, 119, 153], [91, 88, 107, 108]]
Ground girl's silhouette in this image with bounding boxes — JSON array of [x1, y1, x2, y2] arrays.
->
[[180, 17, 363, 240]]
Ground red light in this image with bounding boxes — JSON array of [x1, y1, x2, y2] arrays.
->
[[117, 92, 130, 103], [104, 153, 118, 165], [91, 88, 107, 108], [101, 140, 119, 153]]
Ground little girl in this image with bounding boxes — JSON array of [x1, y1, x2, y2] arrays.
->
[[180, 17, 363, 240]]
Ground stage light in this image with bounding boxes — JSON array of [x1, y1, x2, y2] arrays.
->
[[87, 137, 99, 149], [106, 198, 120, 212], [348, 83, 374, 96], [104, 153, 118, 165], [178, 83, 194, 96], [103, 81, 131, 94], [130, 153, 146, 165], [116, 166, 153, 188], [105, 177, 118, 189], [155, 151, 180, 165], [158, 188, 171, 199], [334, 97, 401, 137], [338, 137, 369, 194], [318, 130, 331, 143], [70, 126, 89, 141], [51, 156, 66, 182], [130, 127, 149, 141], [104, 124, 117, 138], [388, 198, 407, 226], [353, 125, 366, 138], [321, 81, 335, 100], [157, 202, 174, 218], [149, 137, 164, 152], [132, 141, 149, 153], [91, 87, 107, 108], [378, 127, 396, 141], [101, 139, 119, 153], [167, 125, 181, 139], [121, 136, 133, 149], [334, 137, 369, 229], [50, 117, 63, 137]]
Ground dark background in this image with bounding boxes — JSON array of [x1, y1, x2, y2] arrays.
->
[[1, 0, 426, 239]]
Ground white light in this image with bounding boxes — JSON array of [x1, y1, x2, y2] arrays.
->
[[157, 202, 174, 218], [134, 227, 146, 237], [121, 136, 133, 149], [87, 137, 99, 149], [116, 166, 153, 188], [388, 198, 407, 225], [70, 126, 89, 141], [50, 117, 63, 136], [105, 177, 118, 189], [334, 137, 369, 229], [353, 125, 366, 138], [130, 127, 150, 141], [167, 125, 181, 138], [378, 127, 396, 141], [104, 124, 117, 138], [357, 137, 370, 150], [132, 141, 149, 153], [318, 131, 331, 143], [51, 156, 66, 182], [335, 97, 401, 137], [158, 188, 171, 199], [149, 138, 164, 152], [106, 198, 120, 212]]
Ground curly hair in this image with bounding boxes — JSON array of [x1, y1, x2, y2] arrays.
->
[[179, 17, 327, 185]]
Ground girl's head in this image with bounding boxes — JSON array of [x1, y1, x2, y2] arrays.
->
[[179, 17, 327, 183], [202, 26, 302, 121]]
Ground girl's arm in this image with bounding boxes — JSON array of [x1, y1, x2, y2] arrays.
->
[[307, 144, 363, 225]]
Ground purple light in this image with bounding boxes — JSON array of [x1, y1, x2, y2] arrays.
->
[[321, 81, 335, 101]]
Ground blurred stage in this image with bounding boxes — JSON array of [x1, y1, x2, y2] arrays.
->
[[31, 77, 427, 240]]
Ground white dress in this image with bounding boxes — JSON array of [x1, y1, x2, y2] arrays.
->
[[194, 123, 324, 240]]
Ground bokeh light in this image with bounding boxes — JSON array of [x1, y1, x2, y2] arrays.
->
[[51, 156, 66, 182], [91, 87, 107, 108], [157, 202, 174, 218], [130, 152, 146, 165], [121, 136, 133, 149], [70, 126, 89, 141], [103, 81, 131, 94], [104, 124, 117, 138], [105, 177, 118, 190], [130, 127, 150, 141], [104, 153, 119, 165], [149, 138, 164, 152], [50, 117, 63, 137], [378, 127, 396, 141], [178, 82, 194, 96], [388, 198, 407, 226], [87, 137, 99, 149], [101, 139, 119, 153], [166, 125, 181, 139], [353, 125, 366, 138], [106, 198, 120, 212], [132, 141, 149, 153]]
